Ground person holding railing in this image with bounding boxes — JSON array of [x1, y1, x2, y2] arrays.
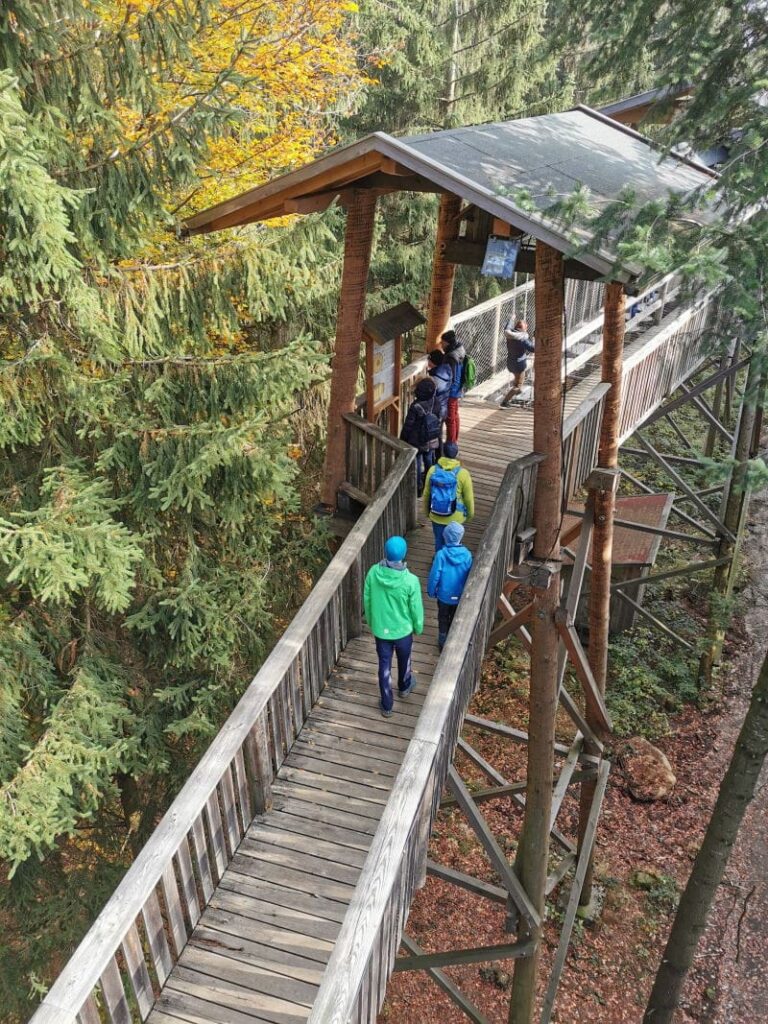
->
[[363, 536, 424, 718], [501, 318, 535, 406]]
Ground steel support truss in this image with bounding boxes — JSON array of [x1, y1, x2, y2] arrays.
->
[[396, 511, 611, 1024]]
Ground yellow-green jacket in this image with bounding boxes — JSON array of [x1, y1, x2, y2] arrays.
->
[[422, 457, 475, 525]]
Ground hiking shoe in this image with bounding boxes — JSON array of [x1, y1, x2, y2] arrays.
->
[[398, 678, 417, 699], [380, 703, 394, 718]]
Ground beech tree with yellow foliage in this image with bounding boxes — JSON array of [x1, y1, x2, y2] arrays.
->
[[0, 1, 361, 1014]]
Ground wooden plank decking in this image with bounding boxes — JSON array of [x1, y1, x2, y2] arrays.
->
[[146, 398, 544, 1024]]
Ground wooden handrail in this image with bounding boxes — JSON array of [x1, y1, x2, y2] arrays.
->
[[30, 443, 418, 1024], [307, 453, 543, 1024]]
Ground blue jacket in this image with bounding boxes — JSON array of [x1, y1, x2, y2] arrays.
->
[[428, 541, 473, 605], [444, 340, 467, 399], [429, 364, 452, 420]]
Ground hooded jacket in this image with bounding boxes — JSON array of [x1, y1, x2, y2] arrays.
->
[[400, 379, 439, 451], [428, 536, 473, 605], [505, 328, 534, 372], [428, 363, 452, 420], [422, 456, 475, 525], [443, 339, 467, 398], [364, 562, 424, 640]]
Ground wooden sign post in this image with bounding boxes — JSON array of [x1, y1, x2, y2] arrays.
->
[[363, 302, 426, 435]]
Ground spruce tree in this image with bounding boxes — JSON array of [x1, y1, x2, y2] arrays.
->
[[0, 1, 361, 1015]]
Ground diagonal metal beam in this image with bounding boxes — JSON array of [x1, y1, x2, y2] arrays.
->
[[400, 934, 494, 1024], [619, 467, 717, 538], [395, 937, 534, 972], [566, 507, 719, 548], [539, 762, 610, 1024], [487, 600, 534, 650], [610, 556, 731, 592], [425, 861, 508, 905], [642, 355, 750, 428], [447, 766, 540, 929], [634, 431, 735, 540], [663, 412, 696, 452], [678, 383, 734, 443], [555, 612, 612, 735], [549, 734, 583, 831]]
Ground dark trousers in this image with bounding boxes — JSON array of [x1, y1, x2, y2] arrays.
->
[[375, 635, 413, 712], [437, 601, 457, 650], [416, 449, 436, 495], [446, 397, 460, 443]]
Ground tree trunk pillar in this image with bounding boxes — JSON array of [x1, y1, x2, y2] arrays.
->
[[425, 193, 462, 348], [699, 355, 763, 682], [578, 281, 625, 908], [509, 242, 564, 1024], [321, 190, 377, 509]]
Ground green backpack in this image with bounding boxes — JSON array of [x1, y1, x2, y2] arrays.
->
[[463, 355, 477, 390]]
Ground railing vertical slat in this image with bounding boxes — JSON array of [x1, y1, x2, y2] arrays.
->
[[160, 861, 188, 958], [99, 956, 131, 1024], [204, 791, 227, 881], [233, 746, 253, 830], [247, 712, 273, 813], [175, 836, 201, 928], [189, 813, 215, 903], [218, 767, 241, 855], [76, 995, 101, 1024], [121, 921, 154, 1019], [141, 887, 173, 987]]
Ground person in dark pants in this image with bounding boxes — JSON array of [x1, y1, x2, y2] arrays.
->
[[428, 349, 452, 452], [440, 329, 467, 443], [501, 319, 535, 406], [400, 377, 440, 494], [363, 536, 424, 717], [427, 521, 473, 650]]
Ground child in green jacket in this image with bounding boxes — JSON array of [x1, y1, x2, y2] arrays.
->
[[364, 536, 424, 717]]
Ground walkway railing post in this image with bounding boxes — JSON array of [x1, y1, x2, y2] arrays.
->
[[578, 280, 625, 909], [510, 242, 564, 1024]]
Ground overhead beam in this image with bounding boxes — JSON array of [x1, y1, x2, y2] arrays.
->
[[442, 240, 602, 280]]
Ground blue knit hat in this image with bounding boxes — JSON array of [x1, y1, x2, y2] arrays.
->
[[384, 536, 407, 562], [443, 442, 459, 459], [443, 522, 464, 546]]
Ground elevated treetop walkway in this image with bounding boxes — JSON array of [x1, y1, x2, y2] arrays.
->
[[31, 106, 729, 1024], [31, 276, 719, 1024]]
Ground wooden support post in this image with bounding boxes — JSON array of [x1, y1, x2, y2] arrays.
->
[[321, 190, 377, 509], [425, 193, 462, 348], [510, 242, 564, 1024], [579, 280, 624, 909]]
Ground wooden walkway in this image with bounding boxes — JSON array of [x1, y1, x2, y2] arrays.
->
[[146, 398, 544, 1024]]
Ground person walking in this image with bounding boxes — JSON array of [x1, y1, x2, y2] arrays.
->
[[363, 536, 424, 717], [427, 521, 473, 651], [427, 349, 452, 452], [400, 377, 441, 494], [422, 441, 475, 551], [501, 319, 535, 406], [440, 329, 467, 443]]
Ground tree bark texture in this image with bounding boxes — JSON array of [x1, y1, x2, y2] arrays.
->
[[510, 242, 564, 1024], [644, 645, 768, 1023], [579, 282, 625, 906], [321, 190, 377, 508], [425, 193, 462, 348], [699, 355, 761, 680]]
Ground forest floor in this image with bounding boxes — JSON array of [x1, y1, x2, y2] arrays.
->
[[380, 476, 768, 1023]]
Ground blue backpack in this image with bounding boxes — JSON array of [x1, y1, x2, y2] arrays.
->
[[429, 465, 460, 516]]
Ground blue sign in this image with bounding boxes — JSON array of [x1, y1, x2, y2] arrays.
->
[[481, 236, 521, 279]]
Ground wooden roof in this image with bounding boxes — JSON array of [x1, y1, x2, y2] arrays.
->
[[184, 105, 717, 282]]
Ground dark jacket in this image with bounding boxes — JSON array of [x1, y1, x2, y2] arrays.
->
[[443, 339, 467, 398], [505, 327, 534, 373], [428, 363, 452, 420], [400, 378, 439, 452]]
